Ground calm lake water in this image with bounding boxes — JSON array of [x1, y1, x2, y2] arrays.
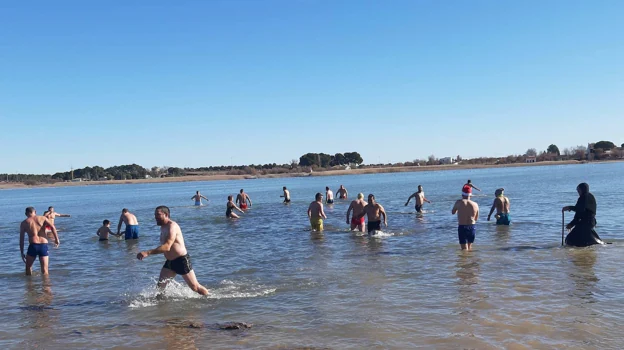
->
[[1, 162, 623, 349]]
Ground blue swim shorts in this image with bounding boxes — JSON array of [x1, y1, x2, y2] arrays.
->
[[458, 225, 476, 244], [125, 225, 139, 240]]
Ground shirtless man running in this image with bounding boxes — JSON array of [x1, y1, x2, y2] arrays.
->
[[358, 194, 387, 234], [43, 206, 70, 236], [117, 208, 139, 240], [336, 185, 348, 200], [20, 207, 60, 276], [236, 189, 252, 210], [346, 193, 367, 232], [487, 188, 511, 225], [280, 186, 291, 203], [404, 185, 431, 213], [308, 193, 327, 232], [452, 189, 480, 250], [191, 191, 209, 206], [325, 187, 334, 204], [464, 180, 481, 192], [137, 206, 209, 295]]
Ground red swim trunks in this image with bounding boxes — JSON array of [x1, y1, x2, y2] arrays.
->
[[351, 217, 365, 226], [240, 203, 248, 210], [45, 225, 52, 232]]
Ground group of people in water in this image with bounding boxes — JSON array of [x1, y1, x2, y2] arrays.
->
[[17, 179, 605, 296]]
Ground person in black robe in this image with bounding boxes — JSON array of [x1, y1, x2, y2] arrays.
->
[[562, 182, 605, 247]]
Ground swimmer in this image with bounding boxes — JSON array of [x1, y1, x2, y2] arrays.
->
[[336, 185, 348, 200], [280, 186, 291, 203], [308, 193, 327, 232], [43, 206, 70, 236], [19, 207, 59, 276], [452, 187, 480, 250], [325, 187, 334, 204], [487, 188, 511, 225], [226, 195, 244, 219], [404, 185, 431, 213], [464, 179, 481, 192], [137, 206, 209, 295], [236, 189, 252, 210], [357, 194, 387, 234], [117, 208, 139, 240], [191, 191, 209, 206], [96, 220, 121, 241], [346, 193, 367, 232]]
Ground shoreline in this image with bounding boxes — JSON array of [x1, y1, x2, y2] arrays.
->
[[0, 160, 605, 190]]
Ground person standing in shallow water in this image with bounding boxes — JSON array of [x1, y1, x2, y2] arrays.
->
[[404, 185, 431, 213], [452, 188, 479, 250], [562, 183, 605, 247], [487, 188, 511, 225]]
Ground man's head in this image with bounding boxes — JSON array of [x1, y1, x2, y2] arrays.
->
[[122, 208, 129, 214], [103, 219, 110, 226], [196, 191, 199, 194], [467, 179, 472, 184], [368, 194, 376, 204], [25, 207, 36, 217], [154, 205, 170, 226], [240, 189, 244, 193], [48, 206, 54, 212], [495, 188, 505, 197], [357, 193, 364, 200], [418, 185, 423, 192], [340, 185, 344, 189], [325, 186, 329, 191], [283, 186, 287, 190], [577, 183, 590, 196], [315, 192, 323, 201]]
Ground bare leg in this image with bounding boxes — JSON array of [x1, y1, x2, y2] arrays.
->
[[181, 270, 210, 295], [466, 243, 473, 251], [460, 244, 468, 250], [350, 223, 357, 231], [39, 256, 49, 275], [358, 223, 365, 232], [228, 213, 240, 219], [158, 268, 177, 290], [25, 255, 35, 276]]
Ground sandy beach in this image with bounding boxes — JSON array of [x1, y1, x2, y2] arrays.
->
[[0, 160, 588, 190]]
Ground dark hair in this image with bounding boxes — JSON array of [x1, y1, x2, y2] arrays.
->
[[25, 207, 35, 215], [196, 191, 199, 194], [48, 206, 53, 210], [103, 219, 110, 225], [240, 189, 244, 193], [122, 208, 129, 213], [325, 186, 329, 190], [155, 205, 170, 217], [228, 195, 233, 201], [368, 194, 375, 199], [283, 186, 287, 190], [467, 179, 472, 184], [315, 192, 322, 200]]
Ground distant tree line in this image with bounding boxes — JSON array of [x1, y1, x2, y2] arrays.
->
[[51, 164, 150, 181], [298, 152, 363, 167]]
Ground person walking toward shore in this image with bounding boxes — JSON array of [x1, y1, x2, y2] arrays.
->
[[281, 187, 291, 203], [117, 208, 139, 240], [452, 188, 479, 250], [346, 193, 367, 232], [404, 185, 431, 213], [336, 185, 348, 199], [358, 194, 387, 234], [464, 180, 481, 192], [308, 193, 327, 232], [191, 191, 209, 206], [226, 195, 244, 219], [236, 189, 252, 210], [487, 188, 511, 225], [20, 207, 60, 276], [137, 206, 209, 295]]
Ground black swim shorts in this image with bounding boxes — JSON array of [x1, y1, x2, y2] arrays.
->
[[163, 254, 193, 275]]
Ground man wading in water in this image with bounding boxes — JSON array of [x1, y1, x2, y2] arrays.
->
[[137, 206, 209, 295]]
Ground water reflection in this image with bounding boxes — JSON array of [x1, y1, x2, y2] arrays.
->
[[494, 225, 511, 245], [454, 252, 481, 317], [567, 248, 598, 303], [162, 318, 200, 350]]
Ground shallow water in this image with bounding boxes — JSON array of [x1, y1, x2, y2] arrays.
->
[[1, 162, 623, 349]]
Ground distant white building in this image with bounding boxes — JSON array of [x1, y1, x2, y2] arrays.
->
[[439, 157, 456, 165], [526, 156, 537, 163]]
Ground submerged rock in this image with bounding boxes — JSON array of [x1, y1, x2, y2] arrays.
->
[[217, 322, 253, 330]]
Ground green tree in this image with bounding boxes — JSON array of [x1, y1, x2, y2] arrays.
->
[[547, 144, 560, 155], [594, 141, 616, 150], [344, 152, 363, 165], [299, 153, 318, 167]]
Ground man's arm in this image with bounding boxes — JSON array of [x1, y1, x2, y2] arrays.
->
[[475, 206, 480, 221], [423, 195, 431, 204], [19, 223, 26, 262], [137, 229, 175, 260], [346, 203, 354, 223], [320, 204, 327, 219], [405, 193, 416, 206], [96, 229, 100, 237], [117, 216, 123, 235], [201, 195, 209, 201], [307, 205, 312, 219], [487, 200, 496, 220], [471, 184, 481, 191], [452, 202, 458, 215], [57, 213, 71, 218], [246, 195, 252, 207], [378, 205, 387, 226]]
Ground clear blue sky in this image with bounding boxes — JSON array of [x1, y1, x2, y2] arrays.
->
[[1, 0, 622, 174]]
